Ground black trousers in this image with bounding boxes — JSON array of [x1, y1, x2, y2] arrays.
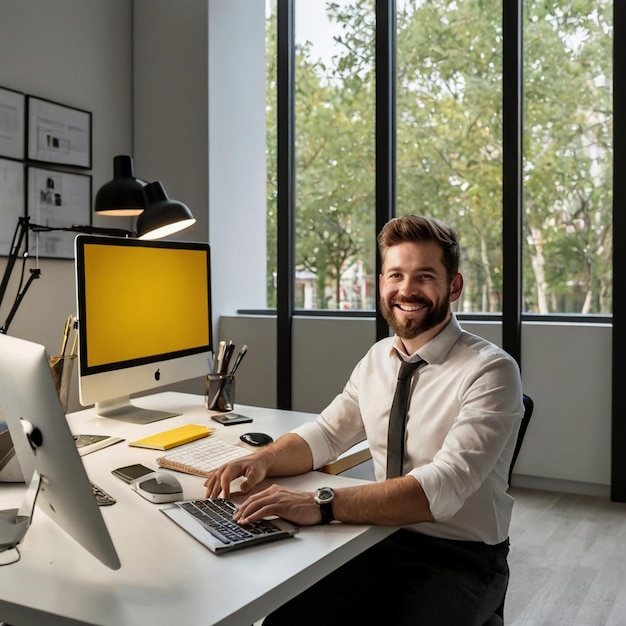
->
[[263, 530, 509, 626]]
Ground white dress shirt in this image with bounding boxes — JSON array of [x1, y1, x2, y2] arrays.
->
[[291, 315, 524, 544]]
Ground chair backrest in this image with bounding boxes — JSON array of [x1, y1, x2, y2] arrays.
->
[[508, 393, 534, 484]]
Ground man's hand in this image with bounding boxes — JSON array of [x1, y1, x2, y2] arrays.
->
[[204, 449, 275, 499], [233, 484, 322, 526], [204, 433, 314, 500]]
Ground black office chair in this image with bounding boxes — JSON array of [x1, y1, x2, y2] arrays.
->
[[508, 394, 534, 485], [483, 393, 534, 626]]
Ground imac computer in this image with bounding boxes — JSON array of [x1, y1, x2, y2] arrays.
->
[[74, 235, 213, 424], [0, 334, 120, 569]]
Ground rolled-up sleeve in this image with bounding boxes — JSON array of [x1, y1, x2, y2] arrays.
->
[[291, 366, 368, 470], [409, 352, 523, 522]]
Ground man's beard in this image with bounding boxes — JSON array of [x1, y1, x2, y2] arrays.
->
[[380, 294, 450, 340]]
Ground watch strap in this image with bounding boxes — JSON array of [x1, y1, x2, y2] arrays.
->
[[319, 501, 334, 524]]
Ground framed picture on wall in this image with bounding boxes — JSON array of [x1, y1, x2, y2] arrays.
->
[[0, 158, 25, 256], [27, 165, 91, 259], [27, 96, 92, 169], [0, 86, 25, 160]]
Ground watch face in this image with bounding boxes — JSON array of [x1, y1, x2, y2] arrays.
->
[[316, 487, 334, 503]]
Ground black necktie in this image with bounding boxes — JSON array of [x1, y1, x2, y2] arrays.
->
[[386, 359, 424, 479]]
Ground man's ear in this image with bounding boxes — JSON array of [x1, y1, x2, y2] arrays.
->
[[449, 272, 463, 303]]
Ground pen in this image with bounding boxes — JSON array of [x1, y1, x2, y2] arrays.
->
[[68, 320, 79, 357], [60, 314, 73, 356], [215, 340, 226, 374], [221, 341, 235, 373], [229, 345, 248, 375]]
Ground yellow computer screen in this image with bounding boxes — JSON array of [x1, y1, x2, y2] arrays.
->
[[79, 240, 211, 370]]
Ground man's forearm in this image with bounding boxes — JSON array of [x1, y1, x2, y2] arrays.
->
[[332, 476, 434, 526], [261, 433, 315, 476]]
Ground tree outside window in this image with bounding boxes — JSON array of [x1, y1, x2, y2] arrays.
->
[[266, 0, 613, 314]]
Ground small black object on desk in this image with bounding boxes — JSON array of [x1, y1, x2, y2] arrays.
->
[[240, 432, 273, 447]]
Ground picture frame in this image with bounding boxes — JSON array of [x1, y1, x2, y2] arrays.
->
[[0, 158, 25, 256], [0, 86, 25, 160], [27, 166, 92, 259], [27, 96, 92, 169]]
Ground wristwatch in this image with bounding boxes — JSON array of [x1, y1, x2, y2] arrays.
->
[[314, 487, 335, 524]]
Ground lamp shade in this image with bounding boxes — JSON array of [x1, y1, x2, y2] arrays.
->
[[94, 155, 147, 216], [136, 182, 196, 240]]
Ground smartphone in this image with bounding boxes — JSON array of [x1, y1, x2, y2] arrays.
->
[[112, 463, 154, 484], [211, 412, 253, 426]]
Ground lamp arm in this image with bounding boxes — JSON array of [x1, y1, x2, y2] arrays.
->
[[0, 216, 30, 314], [0, 218, 134, 335], [30, 223, 135, 238], [0, 268, 41, 335]]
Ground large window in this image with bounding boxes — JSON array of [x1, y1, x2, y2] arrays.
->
[[266, 0, 614, 315], [266, 0, 377, 311], [396, 1, 504, 313], [523, 1, 613, 314]]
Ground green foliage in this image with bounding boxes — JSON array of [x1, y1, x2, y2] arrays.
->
[[266, 0, 613, 313]]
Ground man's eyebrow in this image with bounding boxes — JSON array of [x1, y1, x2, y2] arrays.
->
[[383, 264, 439, 274]]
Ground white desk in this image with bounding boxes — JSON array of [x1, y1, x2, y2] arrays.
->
[[0, 392, 394, 626]]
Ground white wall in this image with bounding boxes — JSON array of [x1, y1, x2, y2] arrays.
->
[[132, 0, 267, 333], [132, 0, 209, 246], [0, 0, 134, 412], [207, 0, 267, 319]]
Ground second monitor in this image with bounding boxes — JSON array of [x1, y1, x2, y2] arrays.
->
[[74, 235, 213, 424]]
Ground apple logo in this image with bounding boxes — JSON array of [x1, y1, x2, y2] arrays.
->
[[154, 369, 161, 381]]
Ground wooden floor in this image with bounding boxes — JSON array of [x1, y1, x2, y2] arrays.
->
[[506, 487, 626, 625]]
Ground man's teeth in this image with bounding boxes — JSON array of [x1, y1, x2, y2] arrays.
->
[[397, 304, 425, 311]]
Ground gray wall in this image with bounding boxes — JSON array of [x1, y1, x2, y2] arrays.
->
[[0, 0, 614, 496], [0, 0, 135, 410]]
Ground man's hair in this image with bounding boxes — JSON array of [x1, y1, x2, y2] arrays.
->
[[377, 215, 460, 279]]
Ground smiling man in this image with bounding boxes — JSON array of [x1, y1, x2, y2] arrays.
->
[[205, 215, 524, 626]]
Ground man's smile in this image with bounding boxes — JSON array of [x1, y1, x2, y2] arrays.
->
[[393, 302, 428, 312]]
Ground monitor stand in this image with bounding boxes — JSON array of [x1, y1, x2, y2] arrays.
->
[[0, 469, 41, 552], [95, 397, 181, 425]]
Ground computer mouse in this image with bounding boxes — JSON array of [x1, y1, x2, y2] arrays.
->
[[240, 432, 274, 447], [130, 471, 183, 504]]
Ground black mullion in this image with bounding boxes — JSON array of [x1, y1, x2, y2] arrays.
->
[[611, 1, 626, 502], [375, 0, 396, 342], [502, 0, 523, 368], [276, 0, 295, 410]]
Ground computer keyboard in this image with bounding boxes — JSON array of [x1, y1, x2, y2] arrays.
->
[[165, 497, 297, 552], [91, 481, 116, 506], [157, 436, 251, 477]]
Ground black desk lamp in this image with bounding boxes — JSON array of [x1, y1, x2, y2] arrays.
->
[[94, 155, 147, 217], [0, 155, 196, 334], [137, 181, 196, 240], [96, 155, 196, 240]]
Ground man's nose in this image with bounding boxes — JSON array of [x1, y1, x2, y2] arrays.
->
[[397, 278, 422, 297]]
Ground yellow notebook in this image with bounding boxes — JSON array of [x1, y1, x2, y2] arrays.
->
[[129, 424, 212, 451]]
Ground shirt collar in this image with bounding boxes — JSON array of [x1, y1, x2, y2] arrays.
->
[[389, 314, 463, 365]]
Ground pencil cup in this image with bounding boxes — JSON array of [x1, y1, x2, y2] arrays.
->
[[205, 373, 235, 412], [49, 354, 76, 414]]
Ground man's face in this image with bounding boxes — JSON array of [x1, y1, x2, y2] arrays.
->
[[379, 240, 461, 343]]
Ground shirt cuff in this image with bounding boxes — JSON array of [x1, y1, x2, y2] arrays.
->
[[408, 465, 463, 521], [290, 422, 336, 469]]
